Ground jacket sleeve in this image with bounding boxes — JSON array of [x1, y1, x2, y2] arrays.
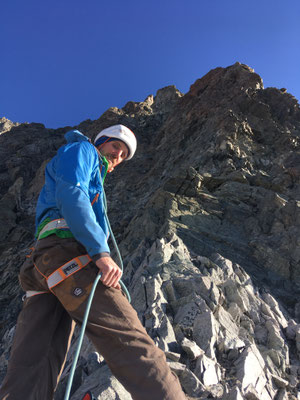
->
[[55, 141, 110, 257]]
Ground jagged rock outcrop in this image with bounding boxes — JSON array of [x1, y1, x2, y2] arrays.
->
[[0, 63, 300, 399], [0, 117, 20, 135]]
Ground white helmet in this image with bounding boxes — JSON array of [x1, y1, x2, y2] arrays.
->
[[94, 124, 137, 160]]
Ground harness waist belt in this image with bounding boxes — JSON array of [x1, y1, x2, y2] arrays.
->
[[38, 218, 69, 240], [47, 255, 92, 290]]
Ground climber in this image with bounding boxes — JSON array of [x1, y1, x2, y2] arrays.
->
[[0, 124, 186, 400]]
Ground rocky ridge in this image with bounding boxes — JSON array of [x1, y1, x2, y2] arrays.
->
[[0, 62, 300, 399]]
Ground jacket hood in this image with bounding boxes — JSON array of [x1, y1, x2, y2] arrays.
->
[[64, 130, 91, 144]]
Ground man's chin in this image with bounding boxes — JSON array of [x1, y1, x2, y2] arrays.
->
[[107, 160, 114, 172]]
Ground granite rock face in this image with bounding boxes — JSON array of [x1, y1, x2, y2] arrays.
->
[[0, 63, 300, 399]]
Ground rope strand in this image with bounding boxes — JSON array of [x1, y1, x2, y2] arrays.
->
[[64, 188, 130, 400]]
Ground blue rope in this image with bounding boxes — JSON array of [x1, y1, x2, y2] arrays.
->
[[64, 189, 130, 400], [64, 273, 102, 400], [102, 191, 131, 302]]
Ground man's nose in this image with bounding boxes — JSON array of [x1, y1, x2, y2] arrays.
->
[[115, 149, 124, 159]]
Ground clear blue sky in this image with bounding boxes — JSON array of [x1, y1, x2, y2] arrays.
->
[[1, 0, 299, 129]]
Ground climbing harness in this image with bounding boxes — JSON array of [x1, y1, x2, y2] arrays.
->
[[23, 290, 48, 300], [47, 254, 91, 290], [37, 218, 69, 239], [63, 189, 130, 400]]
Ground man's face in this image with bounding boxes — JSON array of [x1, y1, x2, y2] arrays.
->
[[99, 140, 129, 172]]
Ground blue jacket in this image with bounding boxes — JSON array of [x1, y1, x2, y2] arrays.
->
[[35, 130, 110, 257]]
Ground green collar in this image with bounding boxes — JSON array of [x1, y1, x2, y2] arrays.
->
[[100, 155, 109, 182], [94, 144, 109, 182]]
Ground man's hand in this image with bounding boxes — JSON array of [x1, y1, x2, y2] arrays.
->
[[95, 256, 122, 289]]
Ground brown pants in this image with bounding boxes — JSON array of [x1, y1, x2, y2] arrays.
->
[[0, 236, 186, 400]]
